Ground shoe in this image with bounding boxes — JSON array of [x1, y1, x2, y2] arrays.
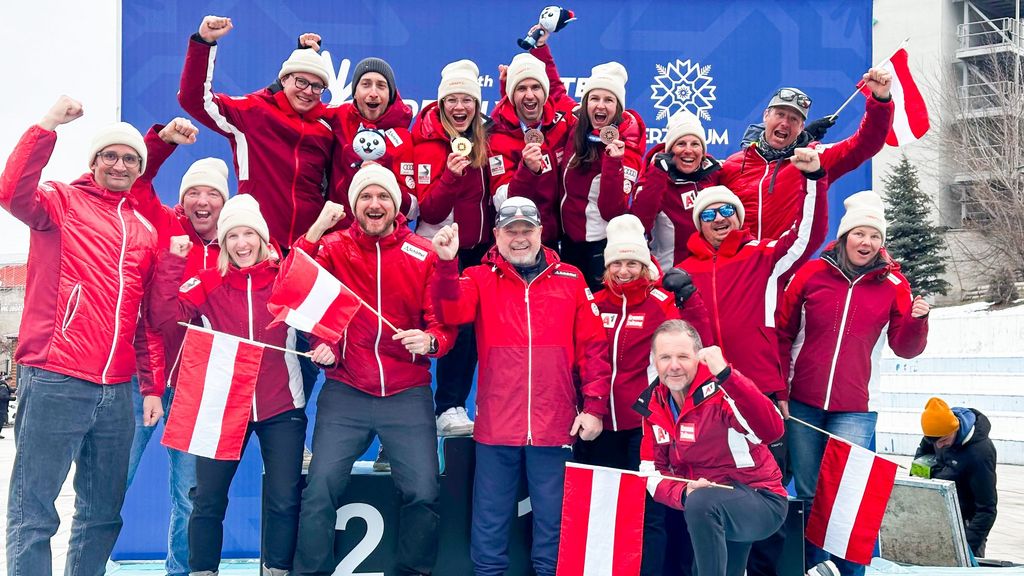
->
[[262, 564, 289, 576], [807, 560, 840, 576], [373, 445, 390, 473], [436, 406, 474, 437], [302, 447, 313, 470]]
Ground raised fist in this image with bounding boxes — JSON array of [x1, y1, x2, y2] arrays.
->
[[298, 33, 321, 52], [159, 117, 198, 145], [169, 235, 193, 258], [305, 201, 345, 243], [431, 224, 460, 261], [199, 15, 233, 43], [40, 95, 84, 131], [863, 66, 892, 100], [790, 147, 821, 173], [697, 345, 727, 375]]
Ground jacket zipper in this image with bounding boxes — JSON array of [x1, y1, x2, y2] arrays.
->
[[822, 269, 864, 410], [477, 167, 486, 246], [289, 121, 305, 243], [101, 198, 129, 384], [248, 273, 258, 420], [710, 254, 725, 355], [518, 262, 554, 445], [755, 160, 772, 241], [608, 298, 628, 431], [374, 241, 387, 396]]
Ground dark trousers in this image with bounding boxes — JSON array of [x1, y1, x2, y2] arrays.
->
[[746, 396, 790, 576], [573, 428, 668, 576], [685, 484, 788, 576], [188, 408, 306, 572], [559, 236, 607, 293], [434, 245, 486, 415], [293, 383, 440, 576]]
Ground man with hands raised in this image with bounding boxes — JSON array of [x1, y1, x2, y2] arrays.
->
[[430, 196, 611, 576]]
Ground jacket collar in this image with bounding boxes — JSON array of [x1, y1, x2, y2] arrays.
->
[[602, 276, 654, 307], [272, 89, 327, 121], [341, 87, 414, 131], [348, 214, 413, 250], [222, 256, 279, 290], [493, 96, 561, 135], [685, 228, 754, 261], [634, 363, 719, 426], [70, 173, 134, 204], [483, 245, 561, 281]]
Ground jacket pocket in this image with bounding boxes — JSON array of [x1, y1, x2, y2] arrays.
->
[[60, 283, 83, 336]]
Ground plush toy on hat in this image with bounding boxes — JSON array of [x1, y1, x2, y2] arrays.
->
[[518, 6, 576, 50]]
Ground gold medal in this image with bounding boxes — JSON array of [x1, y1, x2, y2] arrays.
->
[[452, 137, 473, 157], [524, 129, 545, 145], [599, 125, 620, 145]]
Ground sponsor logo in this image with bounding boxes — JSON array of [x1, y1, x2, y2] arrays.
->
[[540, 153, 552, 174], [624, 167, 639, 182], [701, 382, 717, 398], [489, 155, 505, 176], [384, 128, 403, 147], [653, 424, 671, 444], [591, 303, 600, 316], [405, 176, 415, 189], [626, 314, 645, 329], [682, 190, 697, 210], [651, 58, 717, 122], [584, 287, 594, 301], [179, 277, 201, 292], [679, 423, 696, 442], [650, 289, 669, 302], [400, 162, 414, 176], [553, 269, 578, 278], [417, 163, 432, 185], [401, 242, 428, 261], [601, 313, 618, 329]]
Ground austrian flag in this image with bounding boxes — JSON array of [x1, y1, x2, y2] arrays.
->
[[861, 47, 930, 146], [557, 463, 647, 576], [805, 438, 899, 565], [162, 326, 263, 460], [267, 248, 362, 344]]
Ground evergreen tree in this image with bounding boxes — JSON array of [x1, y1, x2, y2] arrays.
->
[[882, 155, 951, 296]]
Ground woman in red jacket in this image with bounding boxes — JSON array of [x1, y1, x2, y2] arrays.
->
[[557, 62, 646, 291], [151, 195, 334, 575], [776, 191, 929, 576], [412, 59, 493, 435]]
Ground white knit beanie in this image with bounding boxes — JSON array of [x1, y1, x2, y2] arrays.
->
[[348, 163, 402, 210], [506, 53, 549, 100], [584, 62, 627, 107], [438, 59, 482, 103], [88, 122, 147, 175], [663, 110, 706, 151], [279, 49, 331, 86], [604, 214, 658, 280], [217, 194, 270, 246], [691, 186, 746, 229], [179, 158, 230, 203], [837, 191, 887, 243]]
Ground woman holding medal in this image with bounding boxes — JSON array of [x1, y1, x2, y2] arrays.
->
[[411, 59, 492, 436], [556, 62, 646, 292]]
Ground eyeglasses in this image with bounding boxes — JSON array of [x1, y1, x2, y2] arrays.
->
[[773, 88, 811, 110], [498, 204, 540, 220], [699, 204, 737, 223], [95, 151, 141, 168], [444, 96, 476, 108], [291, 76, 326, 95]]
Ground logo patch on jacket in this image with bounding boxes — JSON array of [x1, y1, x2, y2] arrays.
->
[[624, 167, 639, 182], [553, 270, 578, 279], [400, 162, 414, 176], [489, 155, 505, 176], [417, 164, 432, 185], [601, 313, 618, 328], [693, 379, 719, 404], [626, 314, 645, 328], [650, 289, 669, 302], [406, 176, 416, 189], [180, 277, 201, 292], [682, 190, 697, 210], [401, 243, 428, 261], [591, 303, 600, 316], [584, 287, 594, 301], [384, 128, 403, 147], [652, 424, 671, 445], [678, 423, 696, 443], [540, 154, 553, 174]]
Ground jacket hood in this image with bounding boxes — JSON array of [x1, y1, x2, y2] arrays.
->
[[954, 407, 990, 446], [71, 173, 136, 203], [685, 227, 755, 261]]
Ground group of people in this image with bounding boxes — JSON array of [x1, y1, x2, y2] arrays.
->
[[0, 9, 954, 576]]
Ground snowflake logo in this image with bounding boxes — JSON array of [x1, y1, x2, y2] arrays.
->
[[650, 59, 717, 122]]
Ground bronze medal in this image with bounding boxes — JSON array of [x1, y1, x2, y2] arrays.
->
[[524, 129, 545, 145], [599, 125, 620, 145], [452, 137, 472, 157]]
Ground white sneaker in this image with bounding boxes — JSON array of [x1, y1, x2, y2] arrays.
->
[[436, 407, 474, 437], [807, 560, 840, 576]]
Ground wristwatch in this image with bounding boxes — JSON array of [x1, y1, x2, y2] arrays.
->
[[427, 335, 439, 355]]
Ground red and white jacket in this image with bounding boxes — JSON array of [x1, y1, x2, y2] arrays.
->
[[0, 125, 164, 393], [150, 255, 305, 422], [293, 217, 455, 396], [631, 146, 722, 268], [178, 35, 333, 245], [557, 110, 645, 243], [719, 95, 893, 241], [638, 365, 787, 510], [411, 101, 493, 246], [678, 173, 829, 399], [488, 45, 576, 245], [432, 247, 611, 446], [776, 245, 929, 412]]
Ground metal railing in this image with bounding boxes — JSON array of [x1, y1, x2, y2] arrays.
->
[[957, 80, 1017, 109], [957, 17, 1023, 50]]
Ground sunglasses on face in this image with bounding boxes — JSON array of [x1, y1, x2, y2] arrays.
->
[[774, 88, 811, 110], [699, 204, 737, 223]]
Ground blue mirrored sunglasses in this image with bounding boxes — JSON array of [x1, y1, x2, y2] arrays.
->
[[699, 204, 737, 223]]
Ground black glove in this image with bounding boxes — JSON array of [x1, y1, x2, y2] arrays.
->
[[804, 115, 836, 141], [662, 267, 696, 308]]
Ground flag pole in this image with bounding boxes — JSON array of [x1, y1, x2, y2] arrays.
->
[[637, 471, 735, 490], [827, 37, 910, 121], [336, 280, 403, 334], [179, 323, 314, 358], [787, 415, 908, 470], [568, 462, 734, 490]]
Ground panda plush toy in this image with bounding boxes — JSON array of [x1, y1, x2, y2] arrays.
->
[[518, 6, 576, 50], [353, 127, 387, 163]]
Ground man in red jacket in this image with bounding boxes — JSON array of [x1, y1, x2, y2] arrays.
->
[[430, 197, 611, 576], [0, 96, 165, 576], [638, 319, 787, 576], [291, 164, 456, 576]]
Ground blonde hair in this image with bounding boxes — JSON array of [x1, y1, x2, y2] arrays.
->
[[217, 236, 271, 276], [601, 263, 655, 286], [439, 98, 489, 169]]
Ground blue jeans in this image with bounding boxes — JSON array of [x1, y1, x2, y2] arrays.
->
[[125, 382, 195, 576], [6, 365, 134, 576], [787, 399, 877, 576]]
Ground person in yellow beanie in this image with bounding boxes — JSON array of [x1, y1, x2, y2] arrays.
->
[[915, 397, 997, 558]]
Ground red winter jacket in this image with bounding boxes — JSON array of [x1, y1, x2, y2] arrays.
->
[[678, 174, 829, 399], [326, 93, 416, 229], [719, 96, 893, 241], [178, 35, 333, 245], [0, 125, 164, 393], [432, 247, 611, 446], [558, 110, 646, 242], [632, 146, 722, 268], [293, 217, 455, 396], [488, 45, 576, 245], [150, 255, 305, 422], [411, 101, 493, 246], [776, 245, 928, 412], [639, 365, 787, 510]]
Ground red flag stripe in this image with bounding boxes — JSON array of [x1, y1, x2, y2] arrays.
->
[[557, 465, 593, 576], [846, 452, 899, 563], [213, 338, 263, 459], [162, 327, 214, 453], [268, 249, 362, 344], [612, 472, 647, 575], [806, 438, 850, 549], [888, 48, 929, 144]]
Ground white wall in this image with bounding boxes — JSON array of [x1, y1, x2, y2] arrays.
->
[[0, 1, 121, 261]]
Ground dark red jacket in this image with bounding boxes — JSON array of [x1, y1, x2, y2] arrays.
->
[[678, 174, 829, 399], [293, 217, 456, 396], [718, 95, 893, 241], [432, 247, 611, 446], [411, 101, 493, 247], [178, 35, 333, 245], [777, 245, 928, 412], [639, 365, 787, 510]]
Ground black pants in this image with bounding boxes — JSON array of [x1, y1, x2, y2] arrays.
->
[[559, 236, 607, 293], [434, 244, 487, 416], [685, 484, 788, 576], [574, 428, 668, 576], [188, 408, 307, 572], [746, 397, 790, 576]]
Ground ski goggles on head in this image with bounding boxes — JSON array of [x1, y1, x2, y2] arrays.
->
[[698, 204, 737, 223]]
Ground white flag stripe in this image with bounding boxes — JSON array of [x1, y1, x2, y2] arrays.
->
[[290, 263, 344, 323], [583, 468, 621, 576], [888, 67, 914, 144], [822, 444, 876, 556], [188, 334, 238, 458]]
